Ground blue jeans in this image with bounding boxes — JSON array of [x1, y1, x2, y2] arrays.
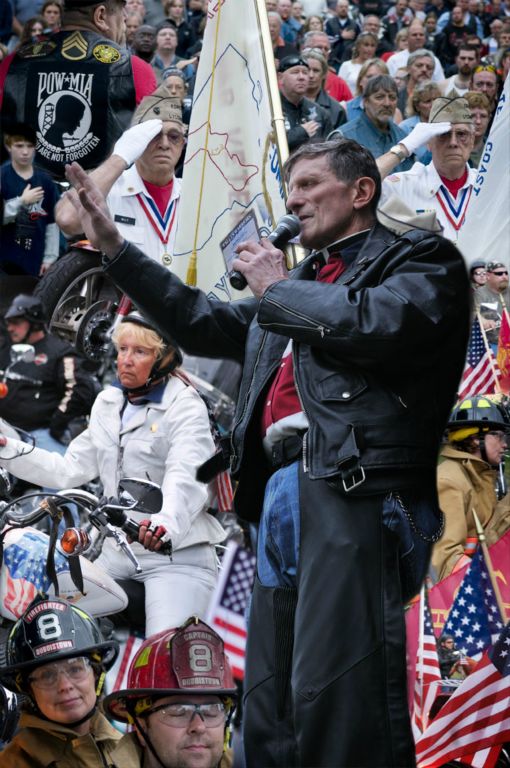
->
[[256, 461, 439, 601], [257, 462, 300, 588]]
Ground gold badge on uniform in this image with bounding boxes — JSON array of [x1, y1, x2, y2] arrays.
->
[[92, 45, 121, 64], [62, 31, 88, 60]]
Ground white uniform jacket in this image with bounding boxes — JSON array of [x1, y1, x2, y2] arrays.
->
[[382, 161, 477, 244], [0, 376, 225, 551], [106, 165, 181, 267]]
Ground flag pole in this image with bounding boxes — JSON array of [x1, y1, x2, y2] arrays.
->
[[253, 0, 305, 269], [254, 0, 289, 172], [472, 508, 507, 621], [417, 583, 425, 729], [476, 310, 502, 392]]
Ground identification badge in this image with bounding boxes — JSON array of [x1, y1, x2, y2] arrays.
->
[[114, 215, 136, 225]]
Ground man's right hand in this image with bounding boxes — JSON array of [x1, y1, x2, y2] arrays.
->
[[21, 184, 44, 206], [64, 163, 125, 259], [112, 118, 163, 167], [302, 120, 320, 137], [400, 121, 451, 156]]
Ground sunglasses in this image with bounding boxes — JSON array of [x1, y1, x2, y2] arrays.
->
[[491, 271, 509, 276], [474, 65, 497, 73]]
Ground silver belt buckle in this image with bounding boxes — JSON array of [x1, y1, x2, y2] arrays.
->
[[342, 465, 366, 493]]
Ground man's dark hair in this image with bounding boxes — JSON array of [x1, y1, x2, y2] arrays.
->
[[283, 138, 382, 213], [456, 42, 479, 56], [363, 74, 398, 99]]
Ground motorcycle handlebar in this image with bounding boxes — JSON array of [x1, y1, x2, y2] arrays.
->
[[104, 506, 173, 556]]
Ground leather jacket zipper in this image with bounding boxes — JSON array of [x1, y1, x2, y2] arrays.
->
[[230, 331, 269, 467], [292, 344, 309, 473], [263, 297, 333, 338]]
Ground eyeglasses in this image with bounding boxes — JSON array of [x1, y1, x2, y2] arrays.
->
[[436, 128, 473, 144], [487, 431, 508, 441], [147, 701, 227, 728], [165, 131, 185, 144], [28, 657, 92, 690], [491, 271, 509, 276], [472, 269, 486, 276]]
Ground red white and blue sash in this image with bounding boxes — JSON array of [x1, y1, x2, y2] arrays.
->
[[436, 185, 472, 234], [136, 192, 178, 249]]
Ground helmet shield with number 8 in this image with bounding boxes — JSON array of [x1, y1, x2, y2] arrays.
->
[[103, 616, 237, 722]]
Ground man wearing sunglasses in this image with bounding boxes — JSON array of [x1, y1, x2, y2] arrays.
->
[[56, 88, 186, 269], [475, 261, 510, 348], [104, 617, 237, 768]]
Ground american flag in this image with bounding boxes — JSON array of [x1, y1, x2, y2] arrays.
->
[[442, 548, 505, 660], [415, 620, 510, 768], [206, 542, 256, 680], [458, 316, 500, 399], [412, 588, 442, 738]]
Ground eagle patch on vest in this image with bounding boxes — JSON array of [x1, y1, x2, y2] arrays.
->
[[26, 61, 108, 172], [17, 40, 57, 58], [92, 44, 121, 64]]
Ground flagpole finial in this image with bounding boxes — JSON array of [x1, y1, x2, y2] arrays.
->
[[471, 508, 486, 541]]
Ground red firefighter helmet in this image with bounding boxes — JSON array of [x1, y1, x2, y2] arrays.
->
[[103, 616, 237, 722]]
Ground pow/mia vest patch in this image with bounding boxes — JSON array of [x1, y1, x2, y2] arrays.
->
[[61, 31, 88, 61], [27, 60, 108, 169], [92, 44, 121, 64]]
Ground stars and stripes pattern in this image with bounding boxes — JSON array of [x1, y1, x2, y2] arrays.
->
[[415, 620, 510, 768], [443, 548, 505, 660], [458, 316, 500, 399], [2, 530, 68, 618], [206, 542, 256, 680], [412, 589, 442, 738]]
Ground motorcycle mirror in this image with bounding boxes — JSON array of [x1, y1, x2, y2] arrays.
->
[[118, 478, 163, 515], [9, 344, 36, 365]]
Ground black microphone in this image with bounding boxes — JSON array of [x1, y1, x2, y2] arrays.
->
[[229, 214, 301, 291]]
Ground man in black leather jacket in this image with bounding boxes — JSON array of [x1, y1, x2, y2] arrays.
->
[[64, 139, 470, 768]]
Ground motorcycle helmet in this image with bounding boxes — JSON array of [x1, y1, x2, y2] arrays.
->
[[0, 596, 118, 695], [103, 616, 237, 722], [446, 395, 510, 444], [4, 294, 46, 336], [118, 310, 183, 384]]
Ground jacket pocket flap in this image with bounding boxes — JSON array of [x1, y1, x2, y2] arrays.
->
[[318, 372, 367, 401]]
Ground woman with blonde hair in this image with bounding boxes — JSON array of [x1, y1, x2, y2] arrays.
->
[[337, 31, 378, 93], [0, 311, 225, 637], [399, 80, 441, 163], [345, 57, 389, 120]]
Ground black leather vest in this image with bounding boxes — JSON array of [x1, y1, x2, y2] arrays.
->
[[3, 30, 136, 178]]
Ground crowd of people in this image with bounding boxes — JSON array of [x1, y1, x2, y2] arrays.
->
[[1, 0, 510, 766]]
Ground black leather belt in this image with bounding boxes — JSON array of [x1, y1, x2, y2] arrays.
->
[[269, 434, 304, 469]]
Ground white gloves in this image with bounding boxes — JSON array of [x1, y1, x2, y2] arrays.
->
[[400, 121, 451, 156], [112, 119, 163, 166]]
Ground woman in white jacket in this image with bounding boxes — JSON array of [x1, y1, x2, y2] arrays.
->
[[0, 312, 225, 635]]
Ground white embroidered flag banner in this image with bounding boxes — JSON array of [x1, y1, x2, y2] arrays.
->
[[171, 0, 289, 300], [458, 76, 510, 267]]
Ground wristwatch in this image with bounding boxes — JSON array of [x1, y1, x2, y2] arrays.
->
[[389, 144, 407, 162]]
